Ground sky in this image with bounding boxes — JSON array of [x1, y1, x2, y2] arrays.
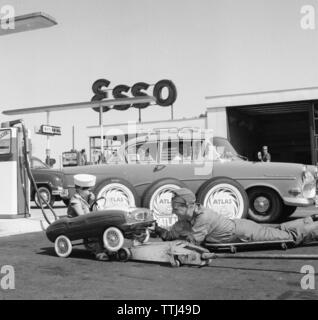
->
[[1, 0, 318, 166]]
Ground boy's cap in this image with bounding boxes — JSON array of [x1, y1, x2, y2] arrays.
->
[[171, 188, 196, 205], [74, 174, 96, 188]]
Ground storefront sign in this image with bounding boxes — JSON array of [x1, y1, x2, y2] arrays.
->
[[91, 79, 177, 113]]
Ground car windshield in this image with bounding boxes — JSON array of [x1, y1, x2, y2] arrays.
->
[[31, 157, 49, 169], [212, 137, 242, 160]]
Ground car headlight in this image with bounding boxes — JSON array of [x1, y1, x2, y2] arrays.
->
[[54, 176, 62, 184], [302, 169, 316, 198]]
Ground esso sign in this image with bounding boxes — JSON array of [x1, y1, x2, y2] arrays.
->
[[91, 79, 177, 113]]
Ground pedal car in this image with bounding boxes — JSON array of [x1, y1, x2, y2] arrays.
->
[[46, 207, 155, 258]]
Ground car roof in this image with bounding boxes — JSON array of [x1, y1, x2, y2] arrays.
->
[[124, 133, 223, 147]]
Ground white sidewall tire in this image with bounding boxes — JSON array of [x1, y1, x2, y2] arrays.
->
[[96, 183, 136, 209], [148, 184, 182, 228], [201, 181, 247, 219], [103, 227, 125, 252], [35, 187, 52, 208], [54, 235, 72, 258]]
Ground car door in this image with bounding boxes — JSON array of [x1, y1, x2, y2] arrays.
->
[[123, 141, 158, 194]]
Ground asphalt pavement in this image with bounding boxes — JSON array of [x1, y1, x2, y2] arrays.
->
[[0, 204, 317, 300]]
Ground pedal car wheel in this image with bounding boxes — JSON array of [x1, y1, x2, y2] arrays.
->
[[103, 227, 125, 252], [54, 235, 72, 258], [117, 248, 132, 262]]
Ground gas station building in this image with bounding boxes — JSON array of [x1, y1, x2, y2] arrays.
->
[[86, 86, 318, 165]]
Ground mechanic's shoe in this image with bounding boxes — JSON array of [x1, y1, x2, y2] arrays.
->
[[311, 214, 318, 222], [95, 252, 109, 261], [132, 239, 142, 247]]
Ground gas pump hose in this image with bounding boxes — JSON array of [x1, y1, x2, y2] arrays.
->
[[20, 122, 58, 225]]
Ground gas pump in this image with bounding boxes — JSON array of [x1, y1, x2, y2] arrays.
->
[[0, 120, 30, 218]]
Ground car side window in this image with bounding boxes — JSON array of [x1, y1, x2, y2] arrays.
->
[[32, 158, 48, 169], [160, 140, 193, 163], [126, 142, 158, 164]]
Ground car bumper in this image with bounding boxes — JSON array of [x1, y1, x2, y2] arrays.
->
[[283, 196, 316, 207], [121, 220, 156, 233], [52, 187, 68, 197]]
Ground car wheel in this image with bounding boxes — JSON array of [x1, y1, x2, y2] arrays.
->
[[34, 186, 55, 208], [247, 188, 282, 223], [103, 227, 125, 252], [54, 235, 72, 258], [282, 204, 297, 217], [196, 177, 249, 219], [142, 178, 187, 229], [117, 248, 132, 262], [94, 178, 139, 210]]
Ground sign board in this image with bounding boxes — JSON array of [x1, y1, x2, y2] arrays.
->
[[37, 125, 61, 136], [0, 129, 11, 154], [62, 151, 79, 167]]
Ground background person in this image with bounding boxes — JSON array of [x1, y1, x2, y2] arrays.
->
[[79, 149, 88, 166], [261, 146, 271, 162], [154, 188, 318, 246], [67, 174, 109, 261]]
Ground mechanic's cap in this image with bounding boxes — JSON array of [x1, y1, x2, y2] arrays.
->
[[171, 188, 196, 205], [74, 174, 96, 188]]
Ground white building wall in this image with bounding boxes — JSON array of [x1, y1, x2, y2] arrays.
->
[[206, 107, 228, 138]]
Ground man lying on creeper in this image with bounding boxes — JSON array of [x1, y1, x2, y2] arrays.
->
[[154, 188, 318, 246]]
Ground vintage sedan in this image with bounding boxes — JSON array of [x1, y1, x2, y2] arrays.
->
[[31, 157, 67, 208], [61, 129, 317, 226]]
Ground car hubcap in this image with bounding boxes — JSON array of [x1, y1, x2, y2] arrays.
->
[[253, 196, 270, 214], [204, 184, 244, 219], [107, 231, 120, 247], [98, 183, 135, 209], [150, 184, 181, 229], [58, 239, 68, 254], [36, 190, 49, 204]]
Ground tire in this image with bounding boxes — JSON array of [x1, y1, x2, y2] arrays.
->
[[54, 235, 72, 258], [196, 177, 249, 219], [142, 178, 187, 228], [103, 227, 125, 252], [94, 178, 140, 210], [282, 204, 297, 217], [117, 248, 132, 262], [247, 188, 282, 223], [34, 186, 55, 208]]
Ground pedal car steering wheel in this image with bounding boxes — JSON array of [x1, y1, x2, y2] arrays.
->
[[90, 196, 107, 211]]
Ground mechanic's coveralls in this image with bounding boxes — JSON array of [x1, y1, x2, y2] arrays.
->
[[159, 206, 318, 246], [67, 193, 106, 257]]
